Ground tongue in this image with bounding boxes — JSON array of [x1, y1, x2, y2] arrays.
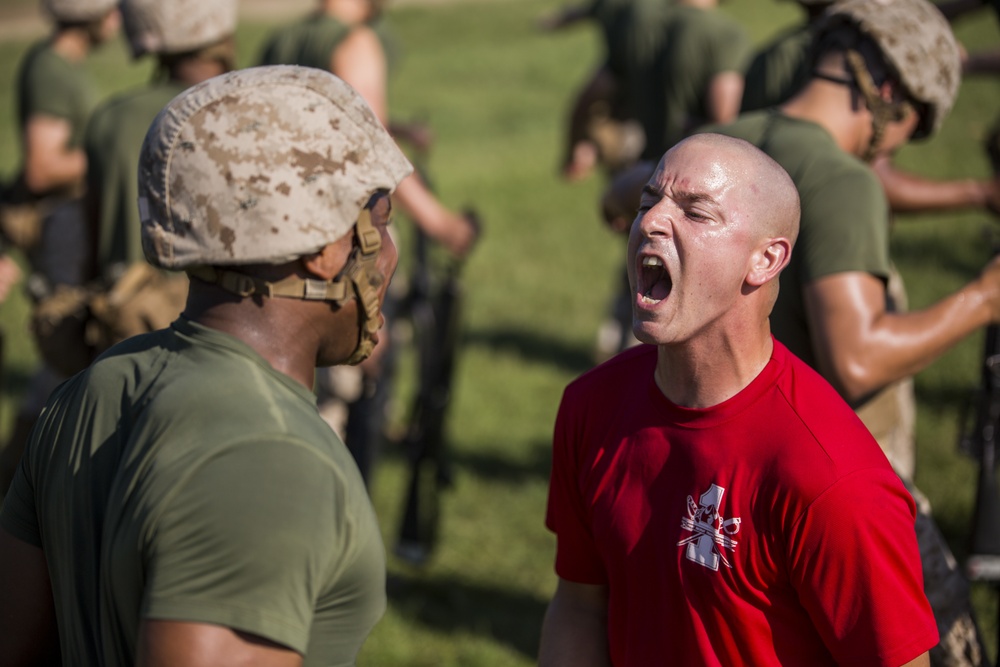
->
[[649, 278, 671, 301]]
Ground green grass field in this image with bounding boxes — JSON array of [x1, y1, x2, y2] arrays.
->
[[2, 1, 1000, 664]]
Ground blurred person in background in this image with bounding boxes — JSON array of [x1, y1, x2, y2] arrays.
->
[[259, 0, 479, 483], [741, 0, 1000, 216], [0, 0, 120, 498], [1, 0, 238, 497]]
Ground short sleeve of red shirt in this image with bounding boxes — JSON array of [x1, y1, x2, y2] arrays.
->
[[546, 387, 608, 585], [787, 467, 939, 666]]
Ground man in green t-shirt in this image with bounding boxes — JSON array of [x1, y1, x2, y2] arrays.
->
[[616, 0, 750, 163], [6, 0, 120, 256], [741, 0, 1000, 217], [0, 64, 411, 666]]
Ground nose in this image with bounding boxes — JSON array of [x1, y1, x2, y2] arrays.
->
[[633, 199, 674, 241]]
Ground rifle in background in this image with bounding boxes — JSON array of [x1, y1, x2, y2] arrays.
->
[[394, 210, 478, 565], [958, 130, 1000, 665]]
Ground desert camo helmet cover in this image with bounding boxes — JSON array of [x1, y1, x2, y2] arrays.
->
[[820, 0, 961, 142], [120, 0, 238, 58], [138, 65, 413, 362], [42, 0, 118, 22]]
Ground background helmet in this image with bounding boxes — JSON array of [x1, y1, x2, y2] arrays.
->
[[139, 65, 412, 269], [121, 0, 238, 58], [42, 0, 117, 22], [819, 0, 961, 138]]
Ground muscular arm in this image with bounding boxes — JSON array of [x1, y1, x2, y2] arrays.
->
[[902, 653, 930, 667], [804, 268, 999, 402], [0, 527, 60, 666], [137, 621, 302, 667], [538, 579, 611, 667], [872, 155, 998, 214], [705, 71, 745, 127], [22, 115, 87, 194]]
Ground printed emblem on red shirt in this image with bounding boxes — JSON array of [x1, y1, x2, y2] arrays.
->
[[677, 483, 741, 571]]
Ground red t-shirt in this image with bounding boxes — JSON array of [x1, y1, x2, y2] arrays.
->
[[546, 341, 938, 666]]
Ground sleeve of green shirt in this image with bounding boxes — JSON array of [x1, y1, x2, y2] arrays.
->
[[21, 47, 82, 123], [709, 15, 752, 76], [141, 438, 353, 655]]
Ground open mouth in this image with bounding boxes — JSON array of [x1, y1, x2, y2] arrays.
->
[[639, 255, 672, 305]]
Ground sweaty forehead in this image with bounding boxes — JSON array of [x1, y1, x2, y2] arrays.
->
[[652, 141, 751, 199]]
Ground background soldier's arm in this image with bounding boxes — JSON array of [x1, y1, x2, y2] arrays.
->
[[22, 114, 86, 194]]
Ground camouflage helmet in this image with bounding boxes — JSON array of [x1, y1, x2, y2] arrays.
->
[[138, 65, 412, 269], [819, 0, 961, 138], [42, 0, 118, 22], [121, 0, 238, 58]]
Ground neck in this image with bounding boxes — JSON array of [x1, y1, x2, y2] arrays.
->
[[654, 321, 773, 408], [168, 57, 228, 86], [678, 0, 717, 8], [183, 284, 322, 389], [780, 79, 869, 158], [50, 26, 91, 62]]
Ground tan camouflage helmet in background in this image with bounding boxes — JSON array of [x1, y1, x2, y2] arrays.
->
[[120, 0, 238, 58], [42, 0, 118, 22], [138, 65, 412, 269], [820, 0, 961, 139]]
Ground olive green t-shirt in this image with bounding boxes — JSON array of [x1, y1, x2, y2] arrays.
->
[[614, 3, 750, 160], [85, 82, 186, 272], [17, 38, 96, 149], [704, 110, 891, 368], [1, 318, 386, 667], [259, 14, 353, 71], [740, 22, 816, 112]]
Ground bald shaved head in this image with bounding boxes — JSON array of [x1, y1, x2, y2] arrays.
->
[[671, 133, 800, 249], [627, 132, 801, 348]]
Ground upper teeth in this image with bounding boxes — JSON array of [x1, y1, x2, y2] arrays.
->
[[642, 256, 663, 267]]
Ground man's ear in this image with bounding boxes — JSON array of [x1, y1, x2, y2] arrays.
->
[[300, 241, 349, 281], [746, 238, 792, 287]]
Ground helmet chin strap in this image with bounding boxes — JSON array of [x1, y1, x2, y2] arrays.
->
[[843, 50, 913, 163], [341, 208, 384, 365], [186, 207, 386, 366]]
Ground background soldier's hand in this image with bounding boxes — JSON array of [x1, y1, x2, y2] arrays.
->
[[0, 255, 22, 304], [444, 209, 480, 259]]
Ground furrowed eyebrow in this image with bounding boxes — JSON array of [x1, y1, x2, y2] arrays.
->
[[673, 190, 718, 208]]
